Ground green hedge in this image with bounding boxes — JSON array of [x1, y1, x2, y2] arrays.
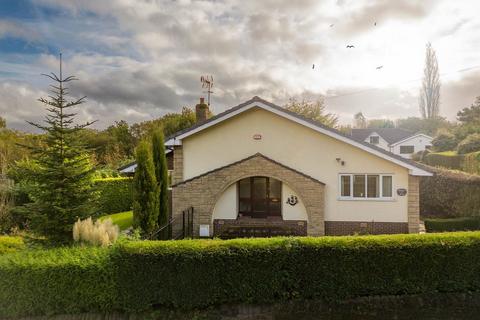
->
[[3, 233, 480, 317], [422, 151, 480, 175], [94, 177, 133, 215], [420, 167, 480, 218], [425, 217, 480, 233], [0, 236, 24, 255]]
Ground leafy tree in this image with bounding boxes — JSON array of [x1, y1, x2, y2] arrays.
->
[[152, 129, 169, 239], [396, 116, 450, 136], [419, 42, 441, 119], [432, 130, 458, 152], [457, 133, 480, 154], [367, 119, 395, 129], [285, 97, 338, 128], [131, 107, 196, 140], [353, 112, 367, 129], [0, 117, 5, 129], [457, 97, 480, 125], [106, 120, 135, 158], [18, 58, 96, 242], [132, 140, 159, 237]]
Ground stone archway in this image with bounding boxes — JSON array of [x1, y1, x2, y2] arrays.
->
[[172, 153, 325, 237]]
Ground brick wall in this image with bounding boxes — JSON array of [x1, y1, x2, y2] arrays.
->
[[172, 146, 183, 185], [325, 221, 408, 235], [171, 153, 325, 237]]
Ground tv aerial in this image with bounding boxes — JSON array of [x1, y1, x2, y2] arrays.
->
[[200, 75, 214, 107]]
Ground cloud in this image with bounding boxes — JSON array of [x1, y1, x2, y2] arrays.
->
[[337, 0, 436, 36], [0, 20, 39, 41], [2, 0, 480, 130]]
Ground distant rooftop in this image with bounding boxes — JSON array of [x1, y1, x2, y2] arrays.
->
[[350, 128, 415, 145]]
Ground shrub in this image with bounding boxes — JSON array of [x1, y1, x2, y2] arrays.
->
[[457, 133, 480, 154], [463, 152, 480, 175], [94, 177, 133, 215], [425, 217, 480, 232], [73, 217, 119, 246], [420, 167, 480, 218], [432, 131, 458, 152], [0, 236, 24, 255], [422, 152, 464, 171], [3, 234, 480, 317]]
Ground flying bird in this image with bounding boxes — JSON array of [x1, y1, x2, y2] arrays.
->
[[330, 24, 334, 27], [312, 64, 315, 69], [374, 22, 377, 26], [346, 45, 355, 48], [376, 65, 383, 70]]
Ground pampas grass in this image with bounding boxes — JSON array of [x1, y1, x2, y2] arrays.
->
[[73, 217, 119, 246]]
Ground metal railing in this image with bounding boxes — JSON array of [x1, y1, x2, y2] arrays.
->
[[147, 206, 194, 240]]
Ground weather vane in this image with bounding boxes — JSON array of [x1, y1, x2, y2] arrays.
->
[[200, 75, 214, 107]]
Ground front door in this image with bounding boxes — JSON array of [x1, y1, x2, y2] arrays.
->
[[238, 176, 281, 218]]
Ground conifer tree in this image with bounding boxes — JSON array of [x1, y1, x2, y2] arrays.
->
[[21, 54, 96, 242], [132, 140, 159, 237], [151, 128, 169, 239]]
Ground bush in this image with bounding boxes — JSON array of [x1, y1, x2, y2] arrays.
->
[[0, 236, 24, 255], [425, 217, 480, 232], [432, 131, 458, 152], [420, 167, 480, 218], [457, 133, 480, 154], [3, 234, 480, 317], [422, 152, 463, 170], [94, 177, 133, 215], [73, 217, 119, 246]]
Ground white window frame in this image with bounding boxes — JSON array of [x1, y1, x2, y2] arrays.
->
[[338, 174, 394, 201]]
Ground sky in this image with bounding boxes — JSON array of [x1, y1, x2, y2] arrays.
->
[[0, 0, 480, 132]]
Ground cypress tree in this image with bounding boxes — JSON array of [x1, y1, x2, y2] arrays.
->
[[151, 128, 169, 239], [132, 140, 159, 237], [21, 55, 96, 242]]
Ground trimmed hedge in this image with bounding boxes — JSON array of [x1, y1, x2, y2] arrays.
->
[[425, 217, 480, 233], [3, 233, 480, 317], [420, 167, 480, 218], [94, 177, 133, 215], [422, 151, 480, 175], [0, 236, 24, 255]]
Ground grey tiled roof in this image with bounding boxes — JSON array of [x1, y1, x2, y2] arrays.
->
[[351, 128, 415, 144]]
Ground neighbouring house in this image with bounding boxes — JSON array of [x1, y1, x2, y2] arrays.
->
[[163, 96, 432, 238], [350, 128, 433, 159]]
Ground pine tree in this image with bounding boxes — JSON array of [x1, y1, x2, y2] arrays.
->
[[21, 55, 96, 242], [151, 128, 169, 239], [132, 140, 159, 237]]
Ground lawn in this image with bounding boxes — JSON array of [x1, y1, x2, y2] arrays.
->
[[100, 211, 133, 230], [0, 236, 25, 255]]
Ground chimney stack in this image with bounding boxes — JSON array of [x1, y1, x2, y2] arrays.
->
[[195, 97, 209, 123]]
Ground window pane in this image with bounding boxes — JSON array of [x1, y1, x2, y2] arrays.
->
[[239, 199, 251, 213], [382, 176, 393, 197], [370, 136, 379, 144], [341, 175, 351, 197], [239, 178, 251, 198], [253, 177, 267, 199], [367, 175, 379, 198], [353, 175, 366, 197], [400, 145, 414, 154]]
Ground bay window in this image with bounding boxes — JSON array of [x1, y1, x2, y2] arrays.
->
[[340, 174, 393, 199]]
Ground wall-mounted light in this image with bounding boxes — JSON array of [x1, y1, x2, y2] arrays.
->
[[336, 158, 346, 166]]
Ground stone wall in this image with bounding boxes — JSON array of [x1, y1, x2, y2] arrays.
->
[[172, 146, 183, 185], [171, 153, 325, 237], [408, 175, 420, 233]]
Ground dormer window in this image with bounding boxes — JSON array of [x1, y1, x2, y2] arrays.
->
[[369, 136, 379, 144]]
